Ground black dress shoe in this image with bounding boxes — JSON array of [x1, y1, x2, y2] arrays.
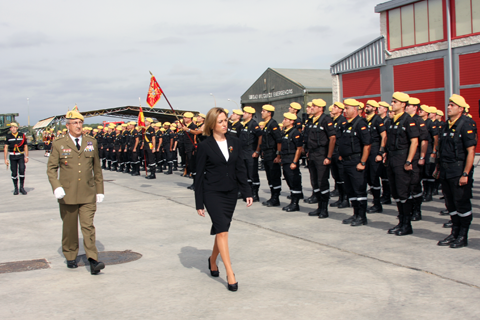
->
[[227, 276, 238, 292], [67, 260, 78, 268], [208, 257, 219, 277], [88, 258, 105, 275]]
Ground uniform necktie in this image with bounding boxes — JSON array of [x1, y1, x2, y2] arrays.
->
[[75, 138, 80, 150]]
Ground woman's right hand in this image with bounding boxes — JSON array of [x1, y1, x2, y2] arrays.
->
[[197, 209, 205, 217]]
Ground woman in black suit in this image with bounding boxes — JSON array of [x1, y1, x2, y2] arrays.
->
[[195, 107, 253, 292]]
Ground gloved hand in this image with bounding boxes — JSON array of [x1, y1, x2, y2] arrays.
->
[[54, 187, 66, 199], [96, 194, 104, 203]]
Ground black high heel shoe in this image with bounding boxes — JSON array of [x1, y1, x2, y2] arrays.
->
[[227, 275, 238, 292], [208, 257, 219, 277]]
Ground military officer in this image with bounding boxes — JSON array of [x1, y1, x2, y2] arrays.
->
[[170, 123, 179, 171], [228, 109, 243, 138], [435, 94, 476, 248], [306, 99, 336, 217], [162, 122, 175, 175], [259, 104, 283, 207], [377, 101, 392, 204], [4, 122, 29, 195], [338, 99, 371, 225], [179, 112, 199, 189], [153, 123, 164, 173], [418, 105, 439, 202], [241, 106, 262, 202], [385, 92, 419, 236], [112, 126, 123, 172], [46, 110, 105, 275], [303, 102, 318, 204], [143, 118, 157, 179], [280, 112, 304, 212], [288, 102, 304, 131]]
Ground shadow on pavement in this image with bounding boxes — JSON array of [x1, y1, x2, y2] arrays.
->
[[178, 246, 227, 285]]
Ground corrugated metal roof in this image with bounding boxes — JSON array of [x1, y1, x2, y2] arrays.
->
[[270, 68, 332, 91], [375, 0, 418, 13], [330, 36, 386, 75]]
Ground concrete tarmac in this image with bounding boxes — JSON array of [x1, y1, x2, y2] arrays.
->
[[1, 150, 479, 319]]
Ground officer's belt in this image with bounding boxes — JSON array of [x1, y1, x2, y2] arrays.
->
[[388, 149, 408, 156], [441, 161, 463, 169], [309, 146, 327, 153], [342, 153, 361, 161], [370, 142, 380, 148]]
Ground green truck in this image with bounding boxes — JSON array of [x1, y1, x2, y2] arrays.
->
[[0, 113, 45, 150]]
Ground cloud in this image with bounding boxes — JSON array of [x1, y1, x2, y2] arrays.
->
[[175, 24, 256, 36], [0, 32, 50, 48], [167, 65, 202, 76], [144, 37, 187, 45], [307, 26, 330, 34]]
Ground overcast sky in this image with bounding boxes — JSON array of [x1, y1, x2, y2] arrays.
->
[[0, 0, 382, 125]]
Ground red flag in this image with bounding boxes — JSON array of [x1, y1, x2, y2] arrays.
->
[[138, 106, 145, 128], [146, 75, 163, 108], [72, 105, 79, 112]]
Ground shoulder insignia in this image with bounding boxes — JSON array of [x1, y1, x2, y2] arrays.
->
[[396, 122, 399, 125], [348, 127, 352, 130], [409, 123, 416, 126], [328, 122, 333, 126], [379, 123, 384, 126], [342, 122, 346, 125], [255, 126, 259, 129], [420, 123, 425, 127], [273, 127, 277, 130], [467, 130, 473, 134], [432, 126, 436, 128], [361, 126, 366, 130], [295, 135, 300, 139]]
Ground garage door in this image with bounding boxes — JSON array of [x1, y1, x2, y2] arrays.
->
[[342, 68, 381, 99]]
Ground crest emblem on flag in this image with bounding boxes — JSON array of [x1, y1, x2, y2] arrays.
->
[[146, 75, 163, 108]]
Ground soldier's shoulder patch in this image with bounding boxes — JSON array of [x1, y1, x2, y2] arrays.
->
[[273, 127, 278, 130], [409, 123, 416, 126], [328, 122, 333, 126], [342, 121, 346, 125], [432, 126, 436, 128], [361, 126, 366, 130], [467, 130, 473, 134], [420, 123, 425, 127], [295, 135, 300, 139], [255, 126, 259, 129], [379, 123, 384, 126]]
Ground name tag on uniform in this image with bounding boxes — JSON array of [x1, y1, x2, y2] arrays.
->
[[444, 133, 447, 136], [394, 126, 398, 129], [313, 125, 317, 128], [346, 130, 351, 133], [319, 126, 324, 130]]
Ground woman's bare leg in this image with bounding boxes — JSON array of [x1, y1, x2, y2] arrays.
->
[[215, 232, 236, 284], [210, 235, 219, 271]]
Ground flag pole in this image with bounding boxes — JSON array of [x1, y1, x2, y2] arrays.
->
[[139, 97, 148, 175]]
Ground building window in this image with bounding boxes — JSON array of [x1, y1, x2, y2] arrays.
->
[[388, 0, 445, 50], [454, 0, 480, 37]]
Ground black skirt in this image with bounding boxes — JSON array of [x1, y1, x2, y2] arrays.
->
[[204, 189, 238, 235]]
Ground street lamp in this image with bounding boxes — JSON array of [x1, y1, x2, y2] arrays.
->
[[210, 93, 216, 107], [27, 98, 30, 127], [227, 99, 239, 108]]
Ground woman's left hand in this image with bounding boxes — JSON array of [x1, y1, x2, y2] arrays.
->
[[246, 197, 253, 207], [197, 209, 205, 217]]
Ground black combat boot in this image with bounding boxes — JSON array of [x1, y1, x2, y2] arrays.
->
[[286, 195, 300, 212], [450, 215, 472, 248], [337, 190, 350, 208], [367, 189, 383, 213], [19, 177, 27, 195], [380, 180, 392, 204], [351, 201, 368, 226], [101, 159, 106, 169], [13, 178, 19, 195], [156, 163, 162, 173], [131, 163, 140, 176], [395, 200, 413, 236], [330, 184, 344, 207], [411, 196, 423, 221], [145, 166, 156, 179], [308, 193, 322, 216], [252, 185, 260, 202], [267, 189, 280, 207], [283, 194, 296, 211], [124, 163, 130, 173], [107, 160, 112, 171], [262, 188, 274, 206], [164, 163, 173, 175], [318, 200, 329, 219], [187, 176, 195, 190], [388, 202, 403, 234], [173, 160, 178, 171], [304, 191, 318, 204], [342, 202, 358, 224], [330, 182, 339, 197], [437, 226, 460, 246], [423, 182, 433, 202]]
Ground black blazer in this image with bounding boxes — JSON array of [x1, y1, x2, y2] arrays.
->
[[195, 135, 252, 210]]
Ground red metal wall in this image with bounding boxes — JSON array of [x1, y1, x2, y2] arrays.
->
[[408, 91, 445, 110], [459, 52, 480, 86], [342, 69, 381, 98], [394, 59, 444, 92]]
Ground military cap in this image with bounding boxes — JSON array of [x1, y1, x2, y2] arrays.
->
[[9, 122, 19, 127], [160, 128, 166, 132], [392, 92, 410, 103], [366, 100, 379, 108], [223, 109, 229, 114], [233, 109, 243, 116], [429, 106, 437, 114], [378, 101, 390, 108], [408, 97, 421, 105], [278, 123, 283, 127], [262, 104, 275, 112], [283, 112, 297, 121], [116, 126, 122, 130], [128, 121, 136, 125], [344, 99, 361, 107], [183, 112, 194, 118], [98, 126, 104, 129], [420, 105, 430, 112], [259, 121, 266, 126], [121, 123, 128, 127], [307, 102, 313, 107], [66, 110, 84, 121], [62, 128, 67, 132], [290, 102, 302, 110], [449, 94, 468, 109], [243, 106, 256, 114], [436, 110, 444, 116], [359, 102, 365, 109], [163, 122, 171, 126], [197, 113, 206, 118], [328, 105, 333, 112], [145, 117, 153, 123], [333, 102, 345, 109], [170, 123, 177, 128], [312, 99, 326, 107], [93, 129, 98, 133]]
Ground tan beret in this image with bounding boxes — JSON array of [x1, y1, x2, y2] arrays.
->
[[283, 112, 297, 121], [378, 101, 390, 108], [307, 102, 313, 107], [392, 92, 410, 103], [420, 105, 430, 112], [429, 106, 437, 114], [449, 94, 468, 109], [243, 106, 256, 114], [183, 112, 194, 118], [408, 97, 421, 105], [98, 126, 104, 129], [9, 122, 19, 127], [233, 109, 243, 116], [197, 113, 206, 118], [437, 110, 444, 116], [259, 121, 266, 126], [66, 110, 84, 121], [366, 100, 379, 108], [344, 99, 360, 107], [328, 105, 333, 112], [333, 102, 345, 109], [262, 105, 275, 112], [290, 102, 302, 110], [312, 99, 326, 107], [163, 122, 171, 126], [223, 109, 229, 114]]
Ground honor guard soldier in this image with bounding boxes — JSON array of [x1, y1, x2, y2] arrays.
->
[[306, 99, 336, 217], [338, 99, 371, 225], [288, 102, 304, 131], [96, 126, 105, 168], [329, 102, 349, 208], [162, 122, 175, 175], [364, 100, 387, 213], [104, 125, 115, 170], [377, 101, 393, 204], [418, 105, 439, 203], [280, 112, 304, 212], [435, 95, 476, 248], [112, 126, 123, 172], [4, 122, 29, 195], [228, 109, 243, 138], [154, 123, 164, 173], [385, 92, 419, 236], [241, 106, 262, 202], [46, 110, 105, 274], [259, 104, 283, 207], [119, 123, 128, 172], [143, 118, 157, 179], [180, 112, 199, 189], [129, 122, 141, 176], [170, 123, 179, 171], [434, 109, 446, 196], [405, 98, 429, 222]]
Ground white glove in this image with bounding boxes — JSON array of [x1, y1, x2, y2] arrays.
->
[[54, 187, 66, 199], [96, 194, 104, 203]]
